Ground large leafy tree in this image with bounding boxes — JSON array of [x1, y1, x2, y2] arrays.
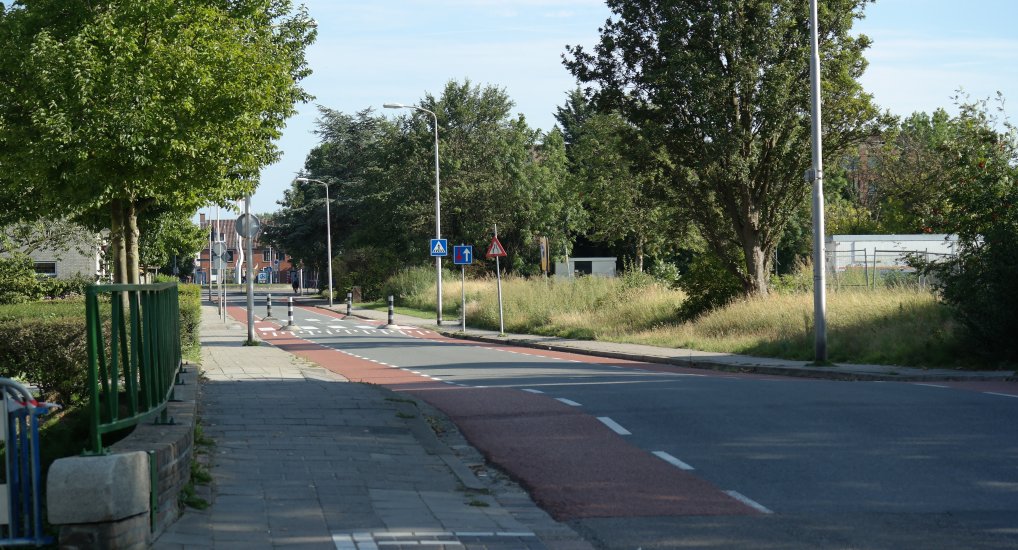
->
[[368, 80, 573, 272], [0, 0, 315, 283], [564, 0, 883, 296]]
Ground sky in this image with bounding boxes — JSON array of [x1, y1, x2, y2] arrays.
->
[[243, 0, 1018, 215]]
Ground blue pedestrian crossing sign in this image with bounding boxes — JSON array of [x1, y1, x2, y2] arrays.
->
[[453, 245, 473, 265], [430, 238, 449, 257]]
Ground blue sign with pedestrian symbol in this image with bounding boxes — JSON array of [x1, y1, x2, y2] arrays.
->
[[453, 245, 473, 265], [430, 239, 449, 257]]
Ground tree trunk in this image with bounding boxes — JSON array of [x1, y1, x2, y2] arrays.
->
[[742, 236, 770, 296], [125, 201, 140, 284], [110, 201, 128, 284]]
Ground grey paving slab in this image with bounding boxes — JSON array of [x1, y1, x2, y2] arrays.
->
[[152, 304, 592, 550]]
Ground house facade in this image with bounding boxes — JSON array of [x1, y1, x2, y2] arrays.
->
[[195, 214, 295, 284]]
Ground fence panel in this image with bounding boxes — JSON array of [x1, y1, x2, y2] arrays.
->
[[85, 283, 181, 454]]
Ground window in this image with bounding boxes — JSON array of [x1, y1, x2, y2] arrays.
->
[[226, 250, 235, 263], [573, 261, 593, 275], [262, 250, 271, 262], [34, 262, 57, 277]]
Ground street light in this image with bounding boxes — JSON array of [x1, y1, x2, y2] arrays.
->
[[383, 102, 443, 325], [295, 177, 334, 307]]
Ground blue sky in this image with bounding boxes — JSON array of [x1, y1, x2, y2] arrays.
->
[[244, 0, 1018, 215]]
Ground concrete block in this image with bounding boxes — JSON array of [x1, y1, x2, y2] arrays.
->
[[47, 451, 151, 524]]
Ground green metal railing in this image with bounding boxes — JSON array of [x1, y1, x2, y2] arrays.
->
[[84, 283, 182, 454]]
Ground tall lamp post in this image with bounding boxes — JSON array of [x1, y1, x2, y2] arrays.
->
[[808, 0, 828, 362], [295, 177, 334, 307], [383, 102, 443, 325]]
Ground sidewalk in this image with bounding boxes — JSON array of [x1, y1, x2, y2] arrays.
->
[[328, 304, 1016, 383], [153, 305, 593, 550]]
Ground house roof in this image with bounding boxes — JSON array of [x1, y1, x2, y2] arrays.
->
[[200, 219, 271, 250]]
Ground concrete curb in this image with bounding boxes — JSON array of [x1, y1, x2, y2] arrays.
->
[[441, 331, 1018, 382]]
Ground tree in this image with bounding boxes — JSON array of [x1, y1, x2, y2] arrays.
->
[[567, 111, 677, 271], [1, 218, 97, 258], [870, 110, 957, 233], [138, 210, 206, 278], [564, 0, 884, 296], [911, 95, 1018, 361], [0, 0, 315, 283], [286, 80, 577, 280]]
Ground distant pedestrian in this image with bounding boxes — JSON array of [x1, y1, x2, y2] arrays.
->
[[291, 278, 300, 295]]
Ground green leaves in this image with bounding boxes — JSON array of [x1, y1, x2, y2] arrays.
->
[[565, 0, 883, 295], [0, 0, 315, 221]]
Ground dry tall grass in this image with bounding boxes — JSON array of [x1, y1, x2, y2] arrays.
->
[[404, 273, 965, 367]]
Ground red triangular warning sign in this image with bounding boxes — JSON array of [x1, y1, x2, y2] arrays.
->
[[486, 236, 507, 258]]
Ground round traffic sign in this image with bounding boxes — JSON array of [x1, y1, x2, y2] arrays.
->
[[236, 213, 261, 238], [212, 242, 227, 256]]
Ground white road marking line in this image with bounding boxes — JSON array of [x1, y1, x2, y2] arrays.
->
[[724, 490, 773, 514], [985, 392, 1018, 399], [597, 417, 631, 435], [521, 389, 544, 394], [652, 451, 695, 470], [305, 318, 321, 322], [914, 383, 948, 388], [329, 325, 343, 329], [257, 327, 273, 331], [555, 398, 582, 407], [344, 330, 353, 334], [355, 325, 375, 329]]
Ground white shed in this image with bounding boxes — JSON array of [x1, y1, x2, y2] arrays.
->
[[554, 257, 617, 278]]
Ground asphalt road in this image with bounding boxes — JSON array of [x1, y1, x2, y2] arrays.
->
[[230, 292, 1018, 549]]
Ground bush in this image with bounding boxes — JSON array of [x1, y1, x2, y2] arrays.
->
[[0, 313, 91, 404], [910, 96, 1018, 363], [0, 255, 45, 304], [676, 253, 744, 320], [333, 246, 403, 301], [177, 283, 201, 361], [381, 266, 436, 303]]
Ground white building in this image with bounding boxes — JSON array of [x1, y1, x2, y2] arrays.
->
[[554, 257, 617, 278]]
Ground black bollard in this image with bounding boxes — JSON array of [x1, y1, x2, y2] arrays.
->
[[346, 292, 352, 316], [264, 293, 277, 320]]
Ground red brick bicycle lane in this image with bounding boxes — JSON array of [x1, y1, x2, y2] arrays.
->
[[239, 307, 756, 521]]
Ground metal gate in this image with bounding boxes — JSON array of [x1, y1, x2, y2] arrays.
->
[[0, 378, 58, 546]]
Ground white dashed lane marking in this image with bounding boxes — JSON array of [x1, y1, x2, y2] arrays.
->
[[555, 398, 582, 407], [724, 490, 773, 514], [597, 417, 631, 435], [652, 451, 695, 470]]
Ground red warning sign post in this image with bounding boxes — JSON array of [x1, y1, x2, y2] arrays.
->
[[486, 236, 507, 258], [488, 227, 507, 335]]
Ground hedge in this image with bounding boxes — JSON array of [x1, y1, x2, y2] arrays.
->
[[0, 283, 202, 404]]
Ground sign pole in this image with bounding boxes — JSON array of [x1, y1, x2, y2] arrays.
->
[[494, 225, 504, 336], [461, 264, 466, 333], [245, 196, 255, 344]]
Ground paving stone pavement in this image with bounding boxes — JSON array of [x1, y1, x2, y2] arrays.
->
[[153, 305, 593, 550]]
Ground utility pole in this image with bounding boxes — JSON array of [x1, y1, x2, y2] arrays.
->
[[808, 0, 828, 362]]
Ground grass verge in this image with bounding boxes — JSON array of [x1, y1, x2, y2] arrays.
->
[[390, 272, 978, 368]]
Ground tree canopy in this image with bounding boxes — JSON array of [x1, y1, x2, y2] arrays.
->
[[564, 0, 884, 296], [0, 0, 315, 282], [263, 80, 578, 295]]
